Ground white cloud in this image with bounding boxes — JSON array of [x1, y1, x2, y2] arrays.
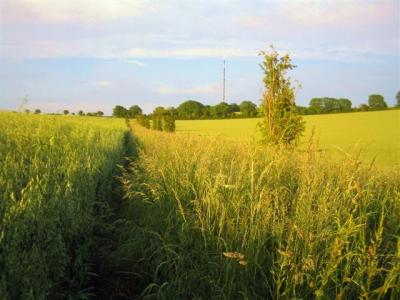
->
[[1, 0, 159, 23], [125, 47, 255, 58]]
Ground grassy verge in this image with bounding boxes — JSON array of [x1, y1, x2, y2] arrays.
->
[[0, 112, 129, 299], [113, 121, 400, 299]]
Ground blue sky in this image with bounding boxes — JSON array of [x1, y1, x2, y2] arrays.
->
[[0, 0, 399, 114]]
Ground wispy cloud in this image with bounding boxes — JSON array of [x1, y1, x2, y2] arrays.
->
[[158, 84, 220, 95], [1, 0, 160, 23], [90, 80, 111, 87], [121, 59, 147, 67], [125, 47, 255, 59]]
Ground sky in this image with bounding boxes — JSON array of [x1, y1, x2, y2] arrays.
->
[[0, 0, 399, 115]]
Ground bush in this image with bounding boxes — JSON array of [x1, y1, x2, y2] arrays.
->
[[136, 115, 150, 129]]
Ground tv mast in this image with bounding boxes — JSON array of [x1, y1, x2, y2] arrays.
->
[[222, 59, 226, 103]]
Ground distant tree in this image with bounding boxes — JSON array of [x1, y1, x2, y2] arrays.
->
[[211, 102, 231, 118], [34, 109, 41, 114], [240, 101, 258, 117], [24, 109, 30, 114], [368, 94, 387, 110], [396, 91, 400, 107], [128, 105, 142, 118], [358, 104, 370, 112], [259, 46, 304, 145], [296, 106, 309, 115], [63, 110, 69, 115], [72, 112, 75, 115], [166, 107, 178, 118], [96, 111, 104, 116], [202, 105, 211, 118], [309, 98, 323, 114], [136, 115, 151, 129], [162, 111, 176, 132], [152, 106, 166, 131], [78, 110, 85, 116], [338, 98, 352, 112], [112, 105, 128, 118], [229, 103, 240, 113], [177, 100, 205, 119]]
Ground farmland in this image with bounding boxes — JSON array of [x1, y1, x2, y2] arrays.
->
[[176, 110, 400, 168], [0, 111, 399, 299], [0, 112, 129, 299]]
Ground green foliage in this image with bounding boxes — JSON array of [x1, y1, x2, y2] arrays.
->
[[136, 114, 151, 129], [211, 102, 231, 118], [128, 105, 143, 118], [229, 102, 240, 113], [368, 94, 388, 110], [395, 91, 400, 107], [240, 100, 258, 117], [0, 112, 128, 299], [151, 107, 176, 132], [259, 46, 305, 145], [112, 105, 128, 118], [115, 123, 400, 299], [177, 100, 205, 119], [358, 104, 370, 111], [34, 109, 41, 114], [162, 113, 176, 132], [63, 109, 69, 115], [78, 110, 85, 116], [308, 97, 352, 114]]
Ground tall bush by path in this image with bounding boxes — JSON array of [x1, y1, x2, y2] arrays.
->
[[0, 112, 128, 299], [259, 46, 305, 145]]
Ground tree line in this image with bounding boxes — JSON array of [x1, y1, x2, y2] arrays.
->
[[113, 92, 399, 122]]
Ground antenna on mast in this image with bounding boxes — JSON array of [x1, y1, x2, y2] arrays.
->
[[222, 58, 226, 103]]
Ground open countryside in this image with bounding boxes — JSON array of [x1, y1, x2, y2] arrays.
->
[[1, 1, 399, 299], [177, 110, 400, 167]]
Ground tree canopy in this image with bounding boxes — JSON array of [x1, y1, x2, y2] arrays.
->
[[176, 100, 205, 119], [368, 94, 387, 110]]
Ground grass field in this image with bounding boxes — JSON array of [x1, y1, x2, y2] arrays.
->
[[1, 111, 399, 299], [176, 110, 400, 168], [0, 112, 128, 299], [114, 122, 400, 299]]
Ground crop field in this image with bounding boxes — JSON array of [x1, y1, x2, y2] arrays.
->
[[1, 112, 399, 299], [176, 110, 400, 168], [0, 112, 129, 299]]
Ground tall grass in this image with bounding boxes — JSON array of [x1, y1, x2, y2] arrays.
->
[[0, 112, 129, 299], [115, 122, 400, 299]]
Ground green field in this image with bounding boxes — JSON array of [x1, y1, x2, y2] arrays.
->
[[177, 110, 400, 168], [0, 112, 129, 298], [1, 111, 399, 299]]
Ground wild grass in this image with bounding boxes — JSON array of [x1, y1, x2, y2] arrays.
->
[[115, 121, 400, 299], [0, 112, 129, 299]]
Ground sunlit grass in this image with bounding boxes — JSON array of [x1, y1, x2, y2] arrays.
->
[[114, 121, 400, 299], [0, 112, 128, 299]]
